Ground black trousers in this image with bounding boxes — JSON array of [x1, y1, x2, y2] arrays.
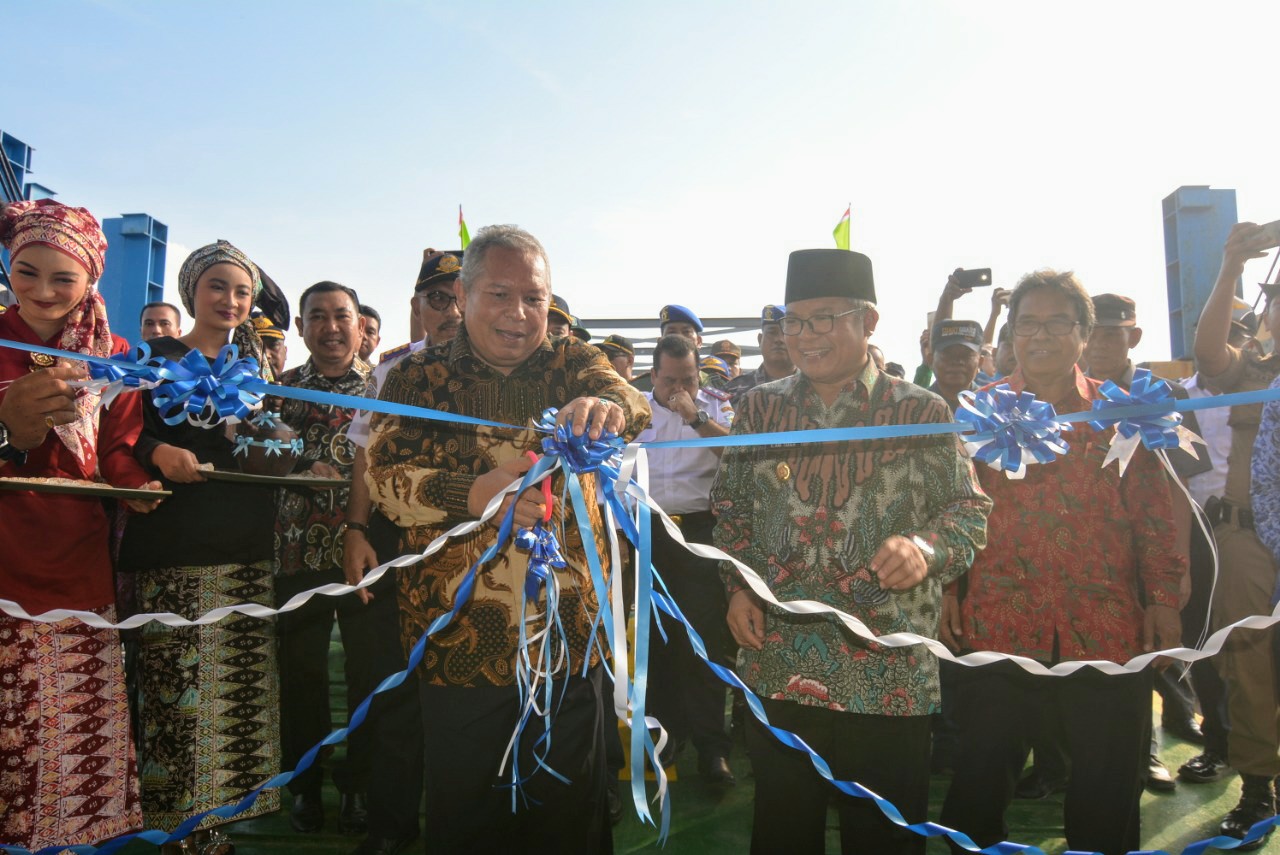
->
[[1185, 517, 1231, 756], [419, 667, 613, 854], [646, 510, 732, 760], [358, 510, 426, 839], [746, 698, 931, 854], [276, 566, 386, 798], [941, 662, 1152, 855]]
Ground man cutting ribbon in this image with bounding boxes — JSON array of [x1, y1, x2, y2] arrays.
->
[[364, 224, 649, 853]]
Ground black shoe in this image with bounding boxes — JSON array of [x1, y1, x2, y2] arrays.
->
[[195, 830, 234, 855], [339, 792, 369, 835], [1219, 774, 1277, 851], [607, 780, 624, 826], [1014, 769, 1067, 800], [698, 754, 737, 786], [352, 835, 419, 855], [1163, 717, 1206, 746], [290, 793, 325, 833], [1179, 750, 1230, 784], [1147, 756, 1177, 793]]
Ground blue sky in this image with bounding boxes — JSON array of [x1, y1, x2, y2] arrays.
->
[[6, 1, 1280, 368]]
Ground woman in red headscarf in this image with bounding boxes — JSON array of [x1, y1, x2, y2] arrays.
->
[[0, 199, 162, 849]]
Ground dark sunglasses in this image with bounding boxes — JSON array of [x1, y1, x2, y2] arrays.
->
[[421, 290, 458, 311]]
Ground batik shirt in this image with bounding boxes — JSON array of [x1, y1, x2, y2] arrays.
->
[[366, 329, 650, 688], [711, 359, 990, 716], [956, 368, 1184, 663], [270, 357, 373, 576], [1252, 374, 1280, 566]]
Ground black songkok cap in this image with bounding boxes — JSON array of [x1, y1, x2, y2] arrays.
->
[[784, 249, 876, 305]]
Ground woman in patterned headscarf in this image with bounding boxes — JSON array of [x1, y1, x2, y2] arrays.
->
[[119, 240, 280, 854], [0, 199, 163, 849]]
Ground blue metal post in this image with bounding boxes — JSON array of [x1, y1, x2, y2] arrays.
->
[[98, 214, 168, 345], [1163, 186, 1240, 360]]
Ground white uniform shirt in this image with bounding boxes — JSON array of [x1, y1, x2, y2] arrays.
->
[[1182, 373, 1231, 507], [348, 339, 428, 449], [634, 388, 734, 514]]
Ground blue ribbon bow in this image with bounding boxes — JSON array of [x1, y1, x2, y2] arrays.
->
[[1087, 368, 1183, 450], [536, 407, 626, 473], [150, 344, 264, 427], [955, 385, 1071, 477], [87, 342, 159, 388], [516, 524, 568, 600], [250, 410, 281, 428]]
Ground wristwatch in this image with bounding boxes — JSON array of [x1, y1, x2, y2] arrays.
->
[[0, 420, 28, 466], [687, 409, 710, 429], [341, 520, 369, 535]]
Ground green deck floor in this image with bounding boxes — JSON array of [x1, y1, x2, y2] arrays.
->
[[104, 636, 1276, 855]]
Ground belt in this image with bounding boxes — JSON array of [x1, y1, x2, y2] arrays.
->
[[1204, 496, 1254, 531], [668, 510, 714, 529]]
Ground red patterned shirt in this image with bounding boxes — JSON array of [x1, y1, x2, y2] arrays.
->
[[955, 367, 1184, 663]]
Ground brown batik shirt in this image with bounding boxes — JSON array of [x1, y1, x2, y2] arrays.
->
[[366, 328, 650, 688]]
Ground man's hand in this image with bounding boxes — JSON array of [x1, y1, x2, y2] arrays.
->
[[939, 593, 964, 652], [1218, 222, 1270, 284], [123, 480, 166, 513], [151, 444, 207, 483], [343, 529, 378, 605], [0, 363, 84, 450], [665, 390, 698, 423], [726, 589, 765, 650], [557, 396, 624, 440], [990, 287, 1011, 316], [918, 328, 932, 365], [468, 456, 549, 529], [308, 461, 342, 487], [942, 269, 972, 303], [1143, 603, 1182, 671], [871, 535, 929, 590]]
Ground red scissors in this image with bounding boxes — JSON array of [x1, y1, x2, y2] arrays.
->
[[525, 451, 554, 523]]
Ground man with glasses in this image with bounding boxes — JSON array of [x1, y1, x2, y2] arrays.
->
[[939, 270, 1185, 855], [712, 249, 990, 854], [339, 248, 464, 855]]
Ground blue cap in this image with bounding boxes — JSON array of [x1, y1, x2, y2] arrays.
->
[[700, 355, 729, 379], [660, 304, 703, 332], [549, 294, 576, 324], [761, 304, 786, 325], [415, 249, 463, 292]]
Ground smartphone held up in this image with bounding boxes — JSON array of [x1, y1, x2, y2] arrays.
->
[[955, 268, 993, 288]]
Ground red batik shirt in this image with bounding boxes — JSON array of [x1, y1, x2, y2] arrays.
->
[[954, 367, 1184, 664]]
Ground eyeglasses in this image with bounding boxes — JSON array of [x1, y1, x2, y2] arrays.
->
[[779, 308, 862, 336], [421, 290, 458, 312], [1012, 318, 1080, 337]]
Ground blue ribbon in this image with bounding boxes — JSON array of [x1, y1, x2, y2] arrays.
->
[[6, 335, 1280, 854], [85, 341, 159, 389], [233, 434, 305, 458], [250, 410, 281, 428], [536, 407, 627, 471], [1087, 368, 1183, 450], [955, 385, 1071, 473], [149, 344, 264, 426], [516, 524, 566, 601]]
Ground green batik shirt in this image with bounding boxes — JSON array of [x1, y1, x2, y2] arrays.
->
[[710, 358, 990, 716]]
